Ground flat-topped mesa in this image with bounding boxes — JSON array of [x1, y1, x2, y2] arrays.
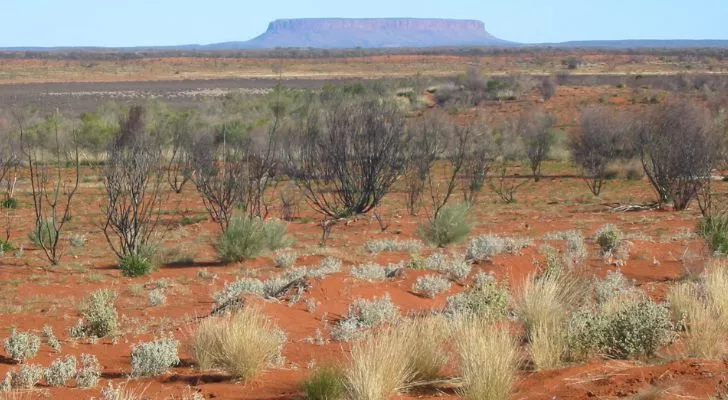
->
[[243, 18, 507, 49]]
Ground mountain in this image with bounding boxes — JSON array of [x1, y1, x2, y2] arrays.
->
[[202, 18, 512, 49]]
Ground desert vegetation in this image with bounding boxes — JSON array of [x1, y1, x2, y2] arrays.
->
[[0, 52, 727, 400]]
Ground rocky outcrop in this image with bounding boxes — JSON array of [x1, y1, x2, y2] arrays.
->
[[232, 18, 507, 49]]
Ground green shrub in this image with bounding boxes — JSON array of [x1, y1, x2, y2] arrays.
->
[[28, 218, 57, 248], [70, 289, 118, 338], [602, 299, 674, 359], [119, 253, 156, 277], [444, 273, 509, 319], [0, 239, 14, 254], [217, 217, 292, 262], [1, 197, 18, 209], [564, 308, 607, 361], [303, 365, 346, 400], [419, 203, 471, 247], [698, 213, 728, 255], [595, 224, 622, 253]]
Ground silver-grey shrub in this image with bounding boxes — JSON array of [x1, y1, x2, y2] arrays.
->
[[595, 271, 632, 304], [274, 249, 297, 269], [10, 364, 43, 389], [42, 325, 61, 353], [444, 273, 510, 319], [70, 289, 119, 338], [3, 329, 41, 363], [365, 239, 423, 254], [412, 275, 452, 298], [330, 294, 400, 341], [76, 353, 102, 388], [147, 288, 167, 307], [45, 355, 77, 387], [130, 335, 180, 377], [466, 234, 531, 261], [350, 262, 403, 281], [213, 278, 265, 306], [602, 299, 674, 359]]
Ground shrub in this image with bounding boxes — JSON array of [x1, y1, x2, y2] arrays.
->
[[42, 325, 61, 353], [274, 249, 297, 269], [419, 203, 471, 247], [76, 354, 102, 388], [412, 275, 451, 298], [131, 335, 180, 377], [595, 271, 631, 304], [444, 273, 510, 320], [698, 213, 728, 255], [602, 299, 674, 359], [422, 252, 472, 282], [564, 308, 607, 361], [217, 216, 291, 263], [595, 224, 622, 253], [331, 294, 399, 341], [190, 306, 286, 381], [70, 289, 118, 338], [303, 365, 346, 400], [364, 239, 423, 254], [0, 240, 14, 254], [3, 330, 40, 363], [44, 355, 77, 387], [70, 233, 87, 247], [306, 257, 342, 279], [28, 218, 57, 249], [466, 234, 531, 262], [9, 364, 43, 389], [213, 278, 265, 306], [1, 197, 18, 209], [457, 319, 518, 400], [147, 289, 167, 307], [119, 253, 156, 277], [350, 262, 403, 281]]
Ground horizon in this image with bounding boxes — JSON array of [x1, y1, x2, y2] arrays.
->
[[1, 0, 726, 48]]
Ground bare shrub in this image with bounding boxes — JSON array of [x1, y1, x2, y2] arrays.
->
[[519, 110, 557, 182], [16, 111, 80, 265], [571, 107, 632, 196], [286, 98, 406, 218], [102, 106, 165, 263], [637, 101, 721, 209], [403, 114, 442, 216], [540, 76, 558, 101], [161, 110, 196, 194]]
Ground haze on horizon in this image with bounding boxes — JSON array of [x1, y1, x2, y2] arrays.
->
[[1, 0, 726, 48]]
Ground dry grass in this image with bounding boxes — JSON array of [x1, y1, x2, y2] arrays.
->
[[401, 316, 451, 382], [456, 318, 519, 400], [189, 306, 285, 381], [704, 262, 728, 327], [529, 321, 566, 370], [344, 326, 415, 400]]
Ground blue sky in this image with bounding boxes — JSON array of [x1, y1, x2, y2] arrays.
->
[[1, 0, 726, 47]]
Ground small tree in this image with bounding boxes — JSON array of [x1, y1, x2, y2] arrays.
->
[[161, 110, 196, 194], [102, 106, 165, 263], [403, 114, 443, 216], [16, 110, 80, 265], [637, 101, 720, 210], [519, 110, 556, 182], [488, 120, 528, 203], [571, 107, 628, 196], [286, 98, 407, 218]]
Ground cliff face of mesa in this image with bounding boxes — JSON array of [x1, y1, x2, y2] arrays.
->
[[237, 18, 508, 49]]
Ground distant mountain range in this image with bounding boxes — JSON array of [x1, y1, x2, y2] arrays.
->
[[2, 18, 728, 51]]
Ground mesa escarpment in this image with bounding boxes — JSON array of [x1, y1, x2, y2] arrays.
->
[[236, 18, 508, 48]]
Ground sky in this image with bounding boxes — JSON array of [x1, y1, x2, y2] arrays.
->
[[1, 0, 726, 47]]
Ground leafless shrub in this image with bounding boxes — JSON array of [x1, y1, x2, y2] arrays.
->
[[102, 106, 165, 260], [161, 111, 196, 194], [540, 76, 558, 101], [286, 98, 407, 218], [403, 115, 442, 216], [487, 120, 527, 203], [637, 101, 721, 210], [519, 109, 557, 182], [571, 107, 632, 196], [279, 183, 300, 221], [16, 111, 80, 265]]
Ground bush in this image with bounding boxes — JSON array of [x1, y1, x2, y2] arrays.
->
[[42, 325, 61, 353], [1, 197, 18, 209], [76, 354, 102, 388], [444, 273, 509, 319], [217, 216, 291, 263], [45, 355, 77, 387], [119, 253, 156, 277], [350, 262, 403, 281], [595, 271, 631, 304], [3, 329, 40, 363], [595, 224, 622, 253], [602, 299, 674, 359], [698, 213, 728, 255], [147, 289, 167, 307], [419, 203, 471, 247], [9, 364, 43, 389], [0, 239, 14, 254], [364, 239, 423, 254], [466, 234, 531, 262], [131, 335, 180, 377], [213, 278, 265, 306], [564, 308, 607, 361], [274, 249, 297, 269], [190, 306, 286, 381], [70, 289, 118, 338], [28, 218, 57, 248], [412, 275, 451, 298], [304, 365, 346, 400], [331, 294, 399, 341], [457, 320, 518, 400]]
